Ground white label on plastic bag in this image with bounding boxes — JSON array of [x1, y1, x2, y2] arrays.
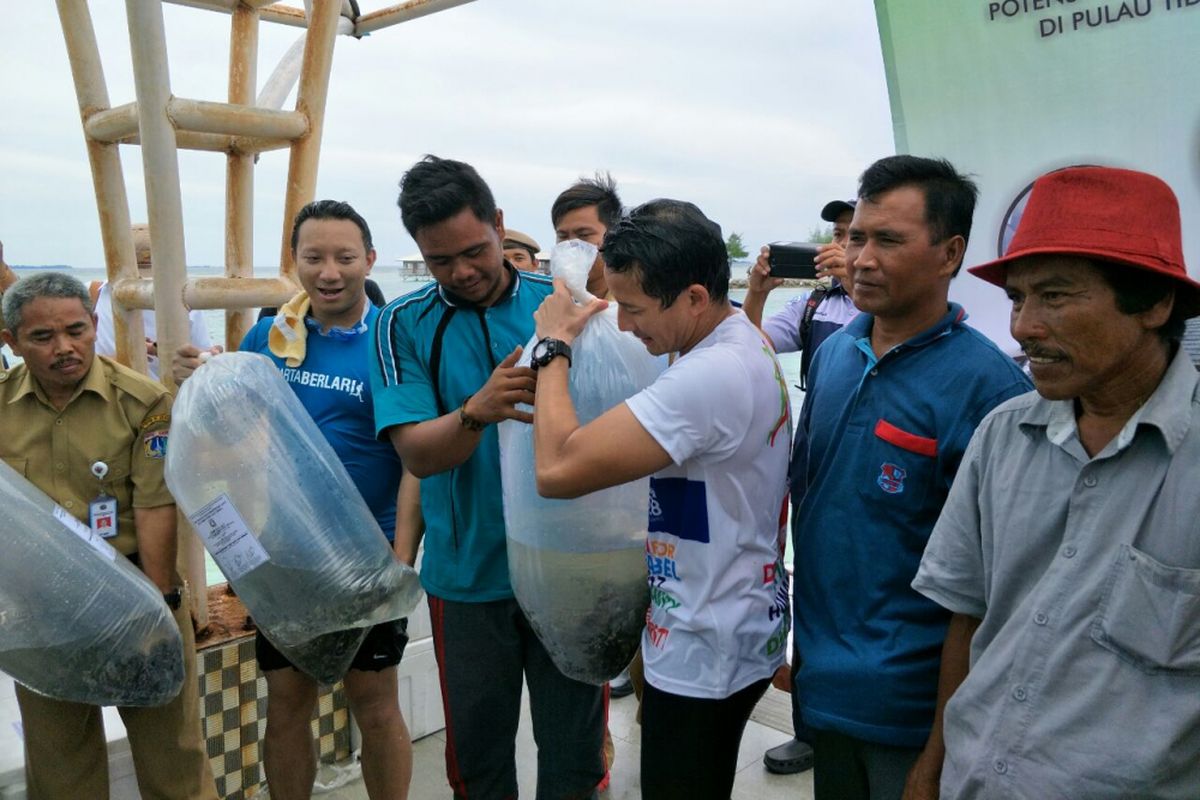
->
[[188, 493, 269, 581], [53, 504, 117, 562]]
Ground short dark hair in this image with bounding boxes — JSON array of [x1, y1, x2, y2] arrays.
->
[[551, 172, 622, 231], [398, 155, 497, 238], [290, 200, 373, 253], [858, 155, 979, 257], [1099, 263, 1187, 343], [602, 199, 729, 308]]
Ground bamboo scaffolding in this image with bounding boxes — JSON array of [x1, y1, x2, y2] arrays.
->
[[56, 0, 477, 633]]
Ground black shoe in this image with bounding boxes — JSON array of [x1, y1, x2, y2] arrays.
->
[[609, 669, 634, 699], [763, 738, 814, 774]]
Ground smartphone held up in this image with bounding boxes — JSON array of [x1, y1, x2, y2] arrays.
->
[[766, 242, 821, 280]]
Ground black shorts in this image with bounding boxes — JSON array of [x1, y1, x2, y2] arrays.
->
[[255, 618, 408, 674]]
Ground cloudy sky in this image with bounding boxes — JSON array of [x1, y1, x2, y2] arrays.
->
[[0, 1, 895, 268]]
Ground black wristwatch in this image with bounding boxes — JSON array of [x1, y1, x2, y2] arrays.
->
[[163, 588, 183, 610], [530, 337, 572, 370]]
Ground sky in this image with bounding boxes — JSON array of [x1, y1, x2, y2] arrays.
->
[[0, 1, 895, 269]]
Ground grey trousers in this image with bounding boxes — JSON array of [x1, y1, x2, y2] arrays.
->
[[812, 728, 922, 800]]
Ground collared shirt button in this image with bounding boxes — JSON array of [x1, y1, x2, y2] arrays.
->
[[64, 500, 74, 509], [869, 368, 879, 376], [55, 462, 65, 472], [55, 418, 64, 426], [1083, 475, 1098, 488], [1063, 546, 1077, 558], [1034, 612, 1048, 626], [1013, 686, 1027, 701], [994, 759, 1008, 775]]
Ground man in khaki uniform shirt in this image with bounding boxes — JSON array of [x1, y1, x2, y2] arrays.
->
[[0, 272, 216, 800]]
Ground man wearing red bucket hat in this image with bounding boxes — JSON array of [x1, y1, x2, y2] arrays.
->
[[910, 165, 1200, 799]]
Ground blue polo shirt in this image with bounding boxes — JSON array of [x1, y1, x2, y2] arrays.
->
[[791, 303, 1031, 747], [240, 303, 403, 538], [370, 268, 554, 602]]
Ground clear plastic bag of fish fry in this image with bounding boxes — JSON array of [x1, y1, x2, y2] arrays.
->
[[165, 351, 421, 684], [0, 459, 184, 706], [499, 240, 662, 684]]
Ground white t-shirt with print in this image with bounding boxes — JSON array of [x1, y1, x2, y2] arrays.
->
[[625, 311, 792, 700]]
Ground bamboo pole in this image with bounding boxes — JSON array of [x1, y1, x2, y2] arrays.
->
[[125, 0, 190, 393], [83, 102, 140, 143], [111, 276, 298, 312], [87, 125, 292, 156], [226, 3, 259, 352], [277, 0, 342, 282], [55, 0, 148, 374], [163, 0, 309, 29], [124, 0, 209, 626], [88, 100, 306, 146], [355, 0, 476, 35], [168, 98, 308, 140]]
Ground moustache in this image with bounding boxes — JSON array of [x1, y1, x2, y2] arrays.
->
[[1019, 343, 1064, 360]]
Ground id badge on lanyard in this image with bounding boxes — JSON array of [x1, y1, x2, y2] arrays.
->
[[88, 461, 118, 539]]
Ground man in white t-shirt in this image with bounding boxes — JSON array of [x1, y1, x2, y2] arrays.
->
[[93, 224, 211, 380], [530, 198, 792, 799]]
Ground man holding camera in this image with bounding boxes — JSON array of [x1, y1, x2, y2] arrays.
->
[[742, 197, 860, 775], [743, 198, 859, 389]]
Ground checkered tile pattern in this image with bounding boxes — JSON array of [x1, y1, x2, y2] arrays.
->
[[198, 636, 352, 800]]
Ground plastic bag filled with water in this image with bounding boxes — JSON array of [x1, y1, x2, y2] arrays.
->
[[0, 459, 184, 706], [165, 352, 422, 684], [499, 240, 662, 684]]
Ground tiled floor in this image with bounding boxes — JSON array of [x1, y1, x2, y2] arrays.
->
[[1, 671, 814, 799], [316, 685, 815, 800]]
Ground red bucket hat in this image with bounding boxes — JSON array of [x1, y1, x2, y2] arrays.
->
[[969, 166, 1200, 317]]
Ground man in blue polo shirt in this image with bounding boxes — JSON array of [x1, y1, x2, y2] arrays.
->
[[371, 156, 607, 799], [790, 155, 1030, 799], [174, 200, 415, 800], [175, 200, 414, 800]]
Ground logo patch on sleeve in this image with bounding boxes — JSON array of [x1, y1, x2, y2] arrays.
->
[[143, 430, 169, 459], [139, 413, 171, 430], [876, 462, 906, 494]]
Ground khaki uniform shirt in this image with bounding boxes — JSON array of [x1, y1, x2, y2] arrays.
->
[[0, 355, 174, 556]]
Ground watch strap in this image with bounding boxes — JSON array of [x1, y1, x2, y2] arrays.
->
[[532, 338, 573, 370]]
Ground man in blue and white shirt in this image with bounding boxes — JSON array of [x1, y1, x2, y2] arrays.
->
[[791, 156, 1030, 799]]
